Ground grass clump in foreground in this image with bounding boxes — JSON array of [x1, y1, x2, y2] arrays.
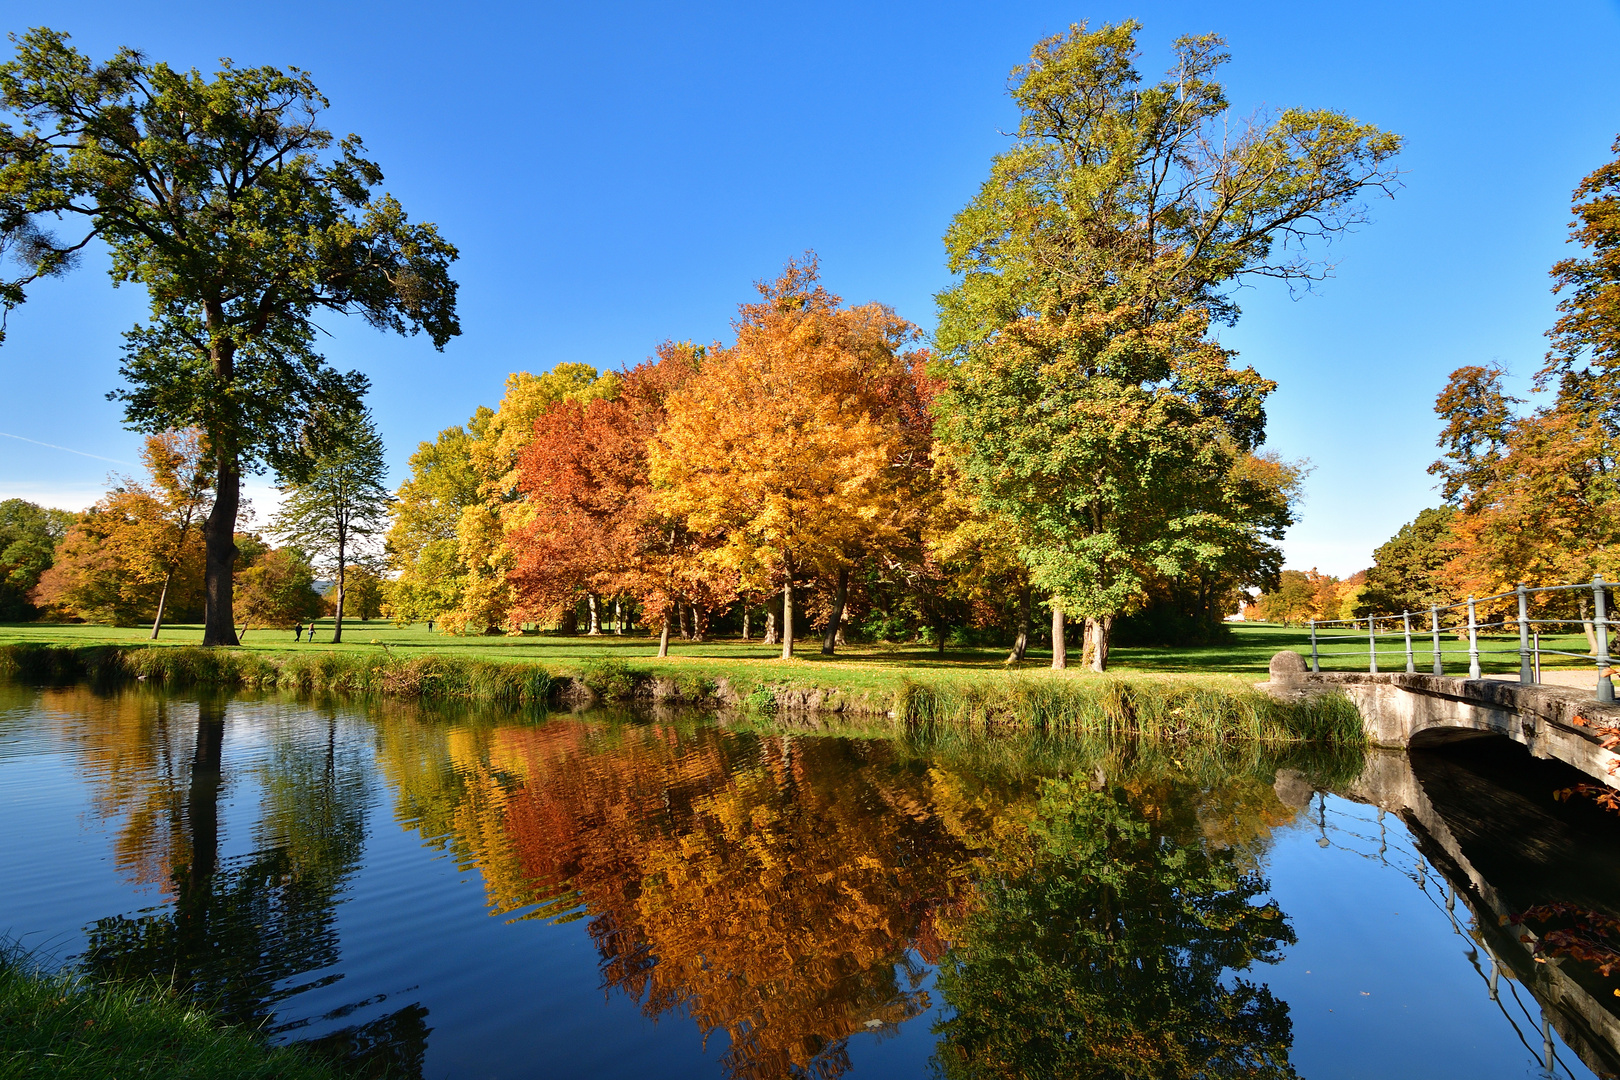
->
[[0, 945, 347, 1080]]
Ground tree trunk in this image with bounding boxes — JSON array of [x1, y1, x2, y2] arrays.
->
[[150, 568, 176, 640], [1051, 605, 1067, 669], [1088, 615, 1112, 673], [200, 444, 240, 647], [1006, 585, 1031, 663], [781, 577, 794, 660], [658, 616, 670, 657], [764, 608, 778, 645], [1582, 595, 1598, 653], [613, 597, 623, 635], [821, 566, 849, 655], [691, 605, 705, 642], [587, 593, 601, 634], [743, 605, 751, 641], [237, 621, 250, 641], [678, 604, 690, 639], [332, 530, 347, 644]]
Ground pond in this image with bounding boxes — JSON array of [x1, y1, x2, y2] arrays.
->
[[2, 679, 1617, 1079]]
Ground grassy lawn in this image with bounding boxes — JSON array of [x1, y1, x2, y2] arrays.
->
[[0, 619, 1598, 689]]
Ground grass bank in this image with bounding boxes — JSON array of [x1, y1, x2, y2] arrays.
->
[[0, 641, 1365, 744], [0, 944, 348, 1080]]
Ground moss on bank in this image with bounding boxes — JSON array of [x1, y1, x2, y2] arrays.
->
[[0, 945, 349, 1080], [0, 642, 1365, 745]]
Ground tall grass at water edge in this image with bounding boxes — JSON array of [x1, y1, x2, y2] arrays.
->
[[0, 643, 552, 705], [0, 642, 1365, 745], [892, 674, 1365, 745], [0, 943, 349, 1080]]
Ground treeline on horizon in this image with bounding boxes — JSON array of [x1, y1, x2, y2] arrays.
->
[[11, 23, 1608, 665]]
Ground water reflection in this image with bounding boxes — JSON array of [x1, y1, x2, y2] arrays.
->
[[21, 685, 424, 1077], [6, 680, 1615, 1079], [366, 710, 1337, 1079]]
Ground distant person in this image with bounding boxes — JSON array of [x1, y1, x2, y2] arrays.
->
[[294, 623, 303, 642], [427, 619, 434, 633]]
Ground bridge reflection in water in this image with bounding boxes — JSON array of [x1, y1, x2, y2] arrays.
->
[[1321, 739, 1620, 1079]]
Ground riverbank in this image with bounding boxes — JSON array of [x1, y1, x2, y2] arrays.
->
[[0, 945, 350, 1080], [0, 641, 1366, 743]]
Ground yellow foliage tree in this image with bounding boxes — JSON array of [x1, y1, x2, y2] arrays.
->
[[651, 258, 929, 657]]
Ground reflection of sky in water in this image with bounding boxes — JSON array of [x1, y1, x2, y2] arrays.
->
[[0, 682, 1606, 1079]]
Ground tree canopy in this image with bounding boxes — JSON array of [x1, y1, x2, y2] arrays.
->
[[0, 28, 458, 645], [932, 21, 1399, 668]]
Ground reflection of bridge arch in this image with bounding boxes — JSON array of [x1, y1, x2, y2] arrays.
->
[[1322, 748, 1620, 1078]]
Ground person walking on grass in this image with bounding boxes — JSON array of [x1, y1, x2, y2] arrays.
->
[[294, 623, 304, 642]]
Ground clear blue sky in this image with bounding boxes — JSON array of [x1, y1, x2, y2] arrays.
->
[[1, 0, 1617, 576]]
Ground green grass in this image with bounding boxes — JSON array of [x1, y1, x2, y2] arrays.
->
[[1, 617, 1585, 740], [0, 944, 349, 1080], [0, 618, 1597, 680]]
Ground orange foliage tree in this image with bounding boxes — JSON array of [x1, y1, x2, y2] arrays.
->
[[507, 342, 735, 654], [650, 257, 934, 658], [33, 431, 211, 627]]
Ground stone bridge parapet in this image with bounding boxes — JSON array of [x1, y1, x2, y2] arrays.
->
[[1264, 659, 1620, 786]]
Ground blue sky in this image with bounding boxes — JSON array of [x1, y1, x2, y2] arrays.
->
[[1, 0, 1617, 576]]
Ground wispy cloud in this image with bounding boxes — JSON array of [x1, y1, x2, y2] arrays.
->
[[0, 431, 132, 466]]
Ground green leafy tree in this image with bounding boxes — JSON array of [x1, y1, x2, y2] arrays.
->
[[1356, 507, 1455, 616], [0, 498, 74, 620], [329, 563, 385, 622], [0, 29, 459, 647], [935, 779, 1298, 1080], [932, 21, 1400, 670], [271, 409, 392, 643]]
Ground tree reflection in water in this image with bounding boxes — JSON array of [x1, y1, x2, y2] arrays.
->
[[42, 686, 428, 1079], [374, 710, 1324, 1080], [30, 683, 1334, 1080], [933, 777, 1299, 1079]]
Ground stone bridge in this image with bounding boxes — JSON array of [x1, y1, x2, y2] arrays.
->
[[1265, 653, 1620, 787]]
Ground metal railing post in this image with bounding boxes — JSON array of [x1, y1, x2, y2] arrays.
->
[[1431, 605, 1443, 676], [1467, 597, 1480, 680], [1596, 575, 1614, 703], [1368, 615, 1378, 674], [1309, 620, 1319, 673], [1403, 611, 1415, 673], [1517, 584, 1532, 685]]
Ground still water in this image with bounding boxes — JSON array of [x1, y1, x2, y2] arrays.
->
[[2, 680, 1618, 1080]]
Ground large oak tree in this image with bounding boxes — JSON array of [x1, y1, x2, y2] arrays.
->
[[0, 29, 458, 644], [932, 21, 1400, 668]]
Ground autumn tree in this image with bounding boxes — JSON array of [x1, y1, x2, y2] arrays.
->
[[32, 438, 213, 626], [233, 546, 322, 638], [450, 364, 618, 633], [385, 422, 482, 626], [1545, 134, 1620, 416], [0, 30, 459, 646], [932, 21, 1400, 670], [508, 343, 712, 655], [138, 429, 213, 637], [271, 408, 391, 643], [651, 258, 931, 659], [0, 498, 74, 620]]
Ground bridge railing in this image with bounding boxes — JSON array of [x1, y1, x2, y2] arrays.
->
[[1306, 576, 1617, 703]]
